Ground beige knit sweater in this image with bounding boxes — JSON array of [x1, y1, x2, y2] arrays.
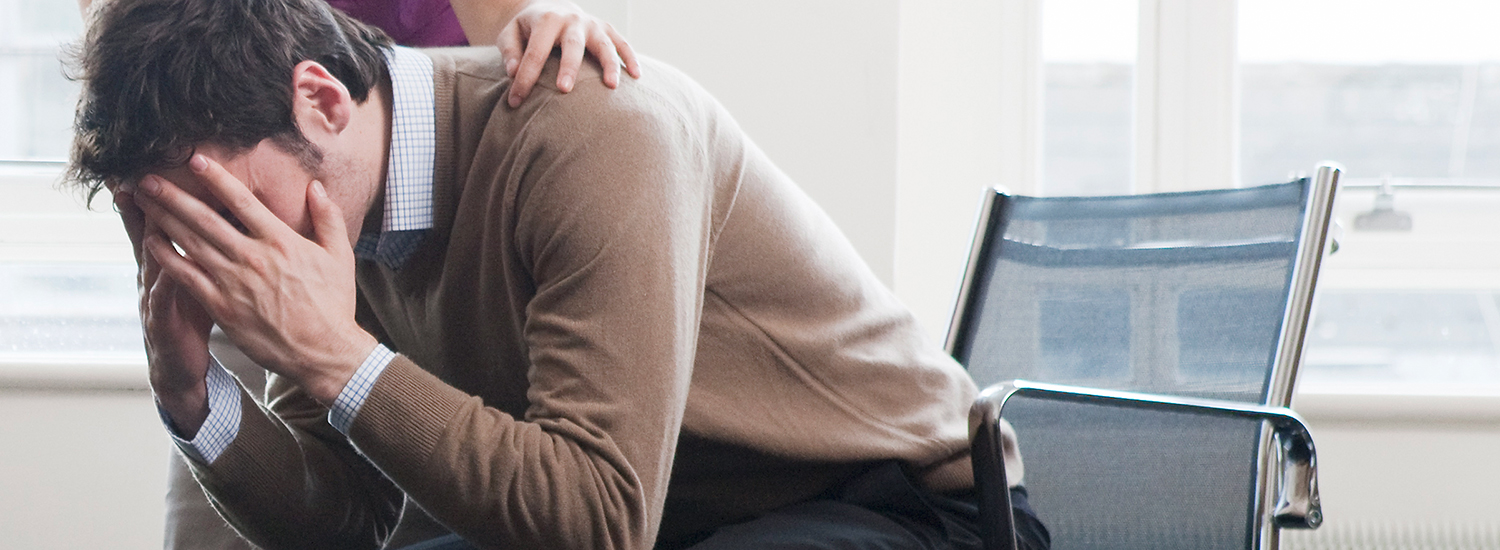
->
[[185, 48, 1017, 550]]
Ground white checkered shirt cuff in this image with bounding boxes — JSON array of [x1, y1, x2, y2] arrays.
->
[[159, 356, 242, 464], [330, 344, 397, 435]]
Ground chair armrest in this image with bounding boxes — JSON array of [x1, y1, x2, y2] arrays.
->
[[971, 380, 1323, 550]]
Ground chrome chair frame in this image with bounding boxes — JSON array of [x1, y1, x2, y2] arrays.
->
[[950, 164, 1341, 550], [971, 380, 1322, 550]]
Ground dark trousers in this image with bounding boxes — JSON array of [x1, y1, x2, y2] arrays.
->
[[674, 461, 1049, 550], [397, 462, 1050, 550]]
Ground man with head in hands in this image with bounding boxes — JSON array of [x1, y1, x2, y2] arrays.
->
[[68, 0, 1048, 548]]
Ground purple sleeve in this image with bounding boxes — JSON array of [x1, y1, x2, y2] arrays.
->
[[326, 0, 470, 48]]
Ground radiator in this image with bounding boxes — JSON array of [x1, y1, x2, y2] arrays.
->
[[1283, 521, 1500, 550]]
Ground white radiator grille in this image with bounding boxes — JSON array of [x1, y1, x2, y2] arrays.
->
[[1283, 522, 1500, 550]]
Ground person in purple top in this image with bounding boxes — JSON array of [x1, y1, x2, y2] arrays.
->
[[327, 0, 641, 107], [324, 0, 472, 47], [79, 0, 641, 108]]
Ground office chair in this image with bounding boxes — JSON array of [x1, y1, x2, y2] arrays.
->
[[950, 165, 1340, 550]]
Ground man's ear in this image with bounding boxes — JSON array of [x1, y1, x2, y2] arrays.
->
[[290, 60, 355, 139]]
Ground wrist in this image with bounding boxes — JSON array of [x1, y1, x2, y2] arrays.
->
[[150, 359, 207, 404], [304, 331, 379, 406], [155, 381, 210, 437]]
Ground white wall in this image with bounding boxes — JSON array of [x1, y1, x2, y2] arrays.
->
[[0, 388, 168, 550], [575, 0, 1013, 340], [584, 0, 902, 288], [7, 387, 1497, 550], [1287, 393, 1500, 546], [895, 0, 1056, 343]]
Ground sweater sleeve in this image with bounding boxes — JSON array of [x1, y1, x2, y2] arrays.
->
[[177, 370, 406, 550], [166, 292, 406, 549], [343, 82, 721, 550]]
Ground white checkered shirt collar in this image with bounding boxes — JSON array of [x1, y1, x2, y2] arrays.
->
[[355, 46, 436, 268]]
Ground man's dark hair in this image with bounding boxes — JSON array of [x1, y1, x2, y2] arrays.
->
[[66, 0, 393, 201]]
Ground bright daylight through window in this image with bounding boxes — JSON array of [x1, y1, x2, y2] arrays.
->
[[1039, 0, 1500, 393], [0, 0, 141, 369], [1241, 0, 1500, 393], [1041, 0, 1136, 197]]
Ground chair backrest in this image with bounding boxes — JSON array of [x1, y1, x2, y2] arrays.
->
[[949, 177, 1333, 404], [949, 170, 1338, 550]]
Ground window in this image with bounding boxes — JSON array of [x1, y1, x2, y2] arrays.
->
[[1241, 0, 1500, 392], [1301, 184, 1500, 393], [0, 263, 140, 359], [0, 165, 140, 367], [0, 1, 141, 370], [1240, 0, 1500, 183], [1015, 0, 1500, 393], [0, 0, 83, 161], [1041, 0, 1136, 196]]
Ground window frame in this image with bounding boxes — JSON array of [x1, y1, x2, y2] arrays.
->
[[0, 160, 145, 391], [995, 0, 1500, 403]]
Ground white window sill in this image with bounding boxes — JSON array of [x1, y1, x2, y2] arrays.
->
[[1294, 385, 1500, 424], [8, 353, 1500, 428], [0, 357, 148, 391]]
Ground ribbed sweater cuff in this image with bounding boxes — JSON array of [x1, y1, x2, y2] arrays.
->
[[916, 449, 978, 493], [346, 355, 469, 476], [183, 385, 293, 513]]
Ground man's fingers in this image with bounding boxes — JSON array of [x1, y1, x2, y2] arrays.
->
[[114, 187, 147, 264], [606, 26, 641, 79], [556, 26, 588, 92], [144, 266, 187, 330], [136, 172, 254, 258], [183, 154, 288, 239], [135, 193, 235, 273], [140, 218, 164, 285], [509, 17, 563, 107], [137, 220, 159, 314], [498, 20, 524, 78], [135, 177, 240, 266], [143, 233, 223, 315], [307, 181, 349, 255]]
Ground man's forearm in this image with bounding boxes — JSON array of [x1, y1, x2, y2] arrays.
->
[[156, 376, 211, 437], [131, 161, 377, 411], [178, 368, 405, 549], [161, 359, 244, 464]]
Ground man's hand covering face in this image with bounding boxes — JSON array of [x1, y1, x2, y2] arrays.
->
[[133, 154, 379, 407]]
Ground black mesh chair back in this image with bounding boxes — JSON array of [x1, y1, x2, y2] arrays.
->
[[950, 173, 1337, 550]]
